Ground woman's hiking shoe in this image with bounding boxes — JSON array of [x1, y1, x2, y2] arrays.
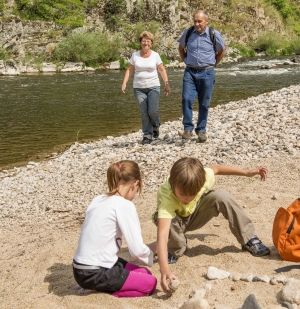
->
[[168, 252, 178, 264], [242, 236, 270, 257], [142, 137, 152, 145], [178, 130, 192, 140]]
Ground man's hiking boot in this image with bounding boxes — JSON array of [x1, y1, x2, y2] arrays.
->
[[178, 130, 192, 140], [153, 129, 159, 139], [242, 236, 270, 257], [168, 252, 178, 264], [142, 137, 152, 145], [196, 132, 207, 143]]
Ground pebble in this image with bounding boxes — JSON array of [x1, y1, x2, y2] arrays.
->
[[207, 266, 230, 280], [180, 298, 210, 309], [168, 279, 180, 293], [240, 273, 254, 282], [281, 278, 300, 304]]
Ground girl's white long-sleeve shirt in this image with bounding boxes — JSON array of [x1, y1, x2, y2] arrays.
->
[[74, 195, 153, 268]]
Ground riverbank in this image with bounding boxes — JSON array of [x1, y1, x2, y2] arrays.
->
[[0, 85, 300, 308]]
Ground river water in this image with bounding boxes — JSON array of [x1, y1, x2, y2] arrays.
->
[[0, 57, 300, 169]]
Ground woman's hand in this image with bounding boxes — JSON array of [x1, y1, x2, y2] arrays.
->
[[164, 83, 170, 96], [121, 83, 126, 93], [246, 167, 269, 181]]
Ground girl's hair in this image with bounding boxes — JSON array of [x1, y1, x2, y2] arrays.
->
[[106, 160, 142, 196], [169, 157, 206, 196], [139, 31, 154, 44]]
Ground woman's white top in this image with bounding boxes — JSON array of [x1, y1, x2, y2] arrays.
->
[[130, 50, 162, 88], [74, 195, 153, 268]]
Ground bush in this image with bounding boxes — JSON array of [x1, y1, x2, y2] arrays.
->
[[52, 31, 124, 67], [251, 31, 284, 54], [231, 43, 256, 57], [119, 57, 129, 70], [160, 54, 170, 65], [289, 38, 300, 54], [14, 0, 84, 27], [0, 46, 12, 60]]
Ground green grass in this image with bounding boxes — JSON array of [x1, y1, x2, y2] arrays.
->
[[52, 31, 124, 67]]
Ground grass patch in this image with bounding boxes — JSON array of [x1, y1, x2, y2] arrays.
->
[[14, 0, 84, 27], [0, 46, 12, 60], [52, 31, 124, 67]]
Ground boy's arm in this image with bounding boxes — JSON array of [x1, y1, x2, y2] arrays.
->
[[209, 165, 268, 181], [157, 218, 179, 292]]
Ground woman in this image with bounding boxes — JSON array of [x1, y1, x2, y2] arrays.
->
[[121, 31, 170, 145]]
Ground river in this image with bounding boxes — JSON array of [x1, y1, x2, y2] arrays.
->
[[0, 56, 300, 169]]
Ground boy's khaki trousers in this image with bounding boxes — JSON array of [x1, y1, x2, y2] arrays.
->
[[155, 189, 255, 257]]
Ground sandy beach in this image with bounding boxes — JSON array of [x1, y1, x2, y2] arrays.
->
[[0, 84, 300, 309]]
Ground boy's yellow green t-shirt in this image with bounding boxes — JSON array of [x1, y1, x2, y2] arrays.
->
[[156, 167, 215, 219]]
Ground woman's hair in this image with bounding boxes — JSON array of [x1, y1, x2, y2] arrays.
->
[[106, 160, 142, 196], [169, 157, 206, 196], [139, 31, 154, 44]]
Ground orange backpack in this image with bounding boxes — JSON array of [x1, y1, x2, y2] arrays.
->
[[272, 198, 300, 262]]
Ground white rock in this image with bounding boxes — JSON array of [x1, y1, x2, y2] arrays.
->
[[240, 273, 254, 282], [189, 288, 206, 299], [281, 278, 300, 304], [207, 266, 230, 280], [180, 298, 210, 309]]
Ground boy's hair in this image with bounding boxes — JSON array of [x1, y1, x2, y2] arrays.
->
[[139, 31, 154, 44], [169, 157, 206, 196], [106, 160, 142, 196]]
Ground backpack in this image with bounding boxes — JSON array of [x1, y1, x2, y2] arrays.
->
[[272, 198, 300, 262], [184, 26, 217, 55]]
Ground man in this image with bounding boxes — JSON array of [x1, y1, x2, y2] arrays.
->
[[178, 10, 225, 142]]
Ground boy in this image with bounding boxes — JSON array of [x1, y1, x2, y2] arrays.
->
[[153, 157, 270, 292]]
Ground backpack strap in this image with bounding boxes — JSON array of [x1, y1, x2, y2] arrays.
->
[[184, 26, 195, 48], [209, 27, 217, 55], [185, 26, 217, 55]]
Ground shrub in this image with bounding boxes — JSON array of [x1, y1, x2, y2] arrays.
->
[[289, 38, 300, 54], [251, 31, 283, 53], [119, 57, 129, 70], [14, 0, 84, 27], [160, 54, 170, 65], [52, 31, 124, 67], [0, 46, 12, 60]]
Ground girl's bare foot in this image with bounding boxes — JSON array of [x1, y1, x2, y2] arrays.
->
[[72, 284, 81, 290]]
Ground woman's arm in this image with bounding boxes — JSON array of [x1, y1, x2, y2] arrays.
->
[[121, 64, 135, 93], [209, 165, 268, 181], [157, 63, 170, 96]]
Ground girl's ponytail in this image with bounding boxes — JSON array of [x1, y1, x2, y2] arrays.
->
[[106, 160, 142, 196]]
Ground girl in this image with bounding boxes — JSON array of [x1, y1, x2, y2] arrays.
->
[[72, 160, 157, 297]]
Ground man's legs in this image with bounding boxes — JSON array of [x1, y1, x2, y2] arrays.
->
[[182, 67, 198, 132], [195, 68, 215, 134]]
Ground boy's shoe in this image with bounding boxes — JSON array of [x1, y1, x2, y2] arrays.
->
[[142, 137, 152, 145], [196, 132, 207, 143], [178, 130, 192, 140], [153, 129, 159, 138], [168, 252, 178, 264], [242, 236, 270, 257]]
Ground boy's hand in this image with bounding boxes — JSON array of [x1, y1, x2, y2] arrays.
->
[[246, 167, 268, 181], [161, 271, 179, 292]]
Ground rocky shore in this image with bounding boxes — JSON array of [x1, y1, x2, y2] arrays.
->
[[0, 84, 300, 309], [1, 84, 299, 228]]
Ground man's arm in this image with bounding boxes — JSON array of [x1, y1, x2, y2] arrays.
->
[[178, 44, 186, 62], [209, 165, 268, 181], [157, 217, 179, 292], [215, 49, 225, 66]]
